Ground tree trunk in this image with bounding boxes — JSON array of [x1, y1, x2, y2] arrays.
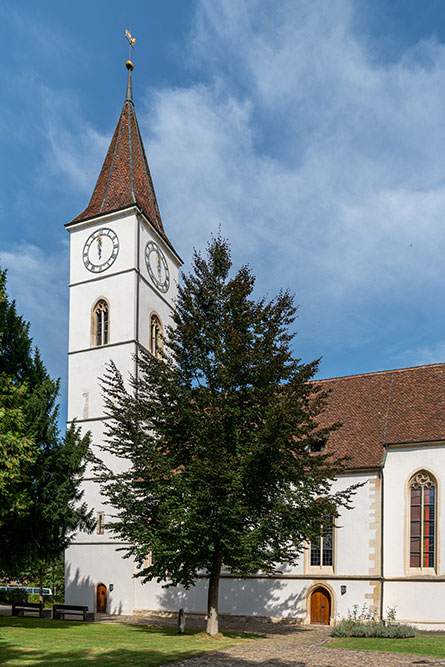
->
[[206, 549, 223, 636], [39, 570, 44, 605]]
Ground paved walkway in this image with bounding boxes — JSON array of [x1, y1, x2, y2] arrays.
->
[[97, 613, 445, 666], [164, 635, 445, 666]]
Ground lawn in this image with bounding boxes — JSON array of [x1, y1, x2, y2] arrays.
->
[[0, 616, 261, 666], [329, 634, 445, 659]]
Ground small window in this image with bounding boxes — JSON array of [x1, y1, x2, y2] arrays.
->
[[410, 472, 436, 568], [310, 516, 334, 567], [92, 299, 109, 346], [96, 512, 105, 535], [310, 439, 326, 453], [149, 314, 162, 358]]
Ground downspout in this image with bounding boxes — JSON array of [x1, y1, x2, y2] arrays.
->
[[380, 445, 388, 620], [380, 377, 393, 621], [135, 214, 141, 386]]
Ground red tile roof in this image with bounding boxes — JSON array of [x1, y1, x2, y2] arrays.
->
[[68, 71, 173, 252], [315, 363, 445, 469]]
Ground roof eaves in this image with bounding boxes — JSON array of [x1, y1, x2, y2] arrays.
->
[[65, 204, 138, 229]]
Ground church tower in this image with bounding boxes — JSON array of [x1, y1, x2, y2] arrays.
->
[[65, 60, 181, 614]]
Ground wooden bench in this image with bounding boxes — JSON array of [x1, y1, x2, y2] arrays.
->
[[12, 601, 44, 618], [53, 604, 92, 621]]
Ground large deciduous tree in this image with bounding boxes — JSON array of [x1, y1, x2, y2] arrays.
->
[[0, 268, 94, 589], [97, 236, 356, 635]]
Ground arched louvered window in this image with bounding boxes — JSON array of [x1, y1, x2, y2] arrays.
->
[[92, 299, 109, 346], [410, 471, 436, 568], [149, 314, 162, 358]]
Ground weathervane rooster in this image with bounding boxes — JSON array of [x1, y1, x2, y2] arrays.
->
[[125, 29, 136, 56]]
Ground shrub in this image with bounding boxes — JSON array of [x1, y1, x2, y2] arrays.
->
[[332, 604, 417, 639], [0, 589, 28, 604]]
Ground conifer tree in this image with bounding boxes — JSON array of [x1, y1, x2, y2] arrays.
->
[[98, 236, 356, 635], [0, 268, 94, 586]]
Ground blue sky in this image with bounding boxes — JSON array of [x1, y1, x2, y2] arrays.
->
[[2, 0, 445, 422]]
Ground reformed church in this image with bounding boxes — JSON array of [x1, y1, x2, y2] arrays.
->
[[65, 61, 445, 629]]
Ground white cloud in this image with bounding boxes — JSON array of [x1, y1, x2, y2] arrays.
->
[[37, 88, 109, 195], [44, 118, 108, 195], [138, 0, 445, 362]]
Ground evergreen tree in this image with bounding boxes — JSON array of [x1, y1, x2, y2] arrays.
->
[[0, 377, 36, 528], [0, 268, 95, 586], [97, 236, 357, 635]]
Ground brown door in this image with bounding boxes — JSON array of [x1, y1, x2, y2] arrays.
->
[[96, 584, 107, 613], [310, 587, 331, 625]]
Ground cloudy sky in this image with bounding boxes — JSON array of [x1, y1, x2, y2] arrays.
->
[[2, 0, 445, 420]]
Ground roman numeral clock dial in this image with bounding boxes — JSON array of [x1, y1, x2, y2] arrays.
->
[[83, 228, 120, 273], [145, 241, 170, 293]]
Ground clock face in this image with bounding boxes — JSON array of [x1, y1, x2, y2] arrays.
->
[[83, 228, 119, 273], [145, 241, 170, 293]]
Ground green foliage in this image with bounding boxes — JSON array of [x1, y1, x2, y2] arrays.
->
[[0, 268, 95, 578], [27, 594, 60, 607], [0, 588, 27, 604], [0, 377, 37, 522], [96, 235, 357, 631], [25, 556, 65, 602], [331, 604, 417, 639]]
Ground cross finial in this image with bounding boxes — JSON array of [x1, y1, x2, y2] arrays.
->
[[125, 29, 136, 70]]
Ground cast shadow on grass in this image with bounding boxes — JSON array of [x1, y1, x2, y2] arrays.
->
[[0, 622, 268, 666], [0, 639, 312, 667]]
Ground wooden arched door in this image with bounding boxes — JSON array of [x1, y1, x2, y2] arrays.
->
[[310, 587, 331, 625], [96, 584, 107, 613]]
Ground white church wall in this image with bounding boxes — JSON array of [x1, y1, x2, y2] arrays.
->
[[68, 210, 138, 286], [384, 444, 445, 578], [328, 472, 379, 577], [65, 543, 135, 615], [138, 277, 176, 351], [68, 342, 136, 422], [132, 574, 378, 622], [384, 580, 445, 630], [74, 420, 132, 476], [68, 272, 137, 352], [73, 478, 126, 543]]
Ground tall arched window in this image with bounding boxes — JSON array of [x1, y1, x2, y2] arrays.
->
[[410, 471, 436, 568], [149, 314, 162, 358], [92, 299, 109, 346]]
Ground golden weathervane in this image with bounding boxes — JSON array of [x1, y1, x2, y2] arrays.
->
[[125, 29, 136, 67]]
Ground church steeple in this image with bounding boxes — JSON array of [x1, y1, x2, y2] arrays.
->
[[69, 61, 169, 247]]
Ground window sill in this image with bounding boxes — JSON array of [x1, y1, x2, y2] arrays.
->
[[407, 568, 437, 577]]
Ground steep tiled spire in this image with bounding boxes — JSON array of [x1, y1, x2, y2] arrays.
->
[[69, 64, 168, 244]]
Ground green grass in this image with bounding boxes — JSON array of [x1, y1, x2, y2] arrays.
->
[[0, 616, 261, 666], [329, 634, 445, 659]]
